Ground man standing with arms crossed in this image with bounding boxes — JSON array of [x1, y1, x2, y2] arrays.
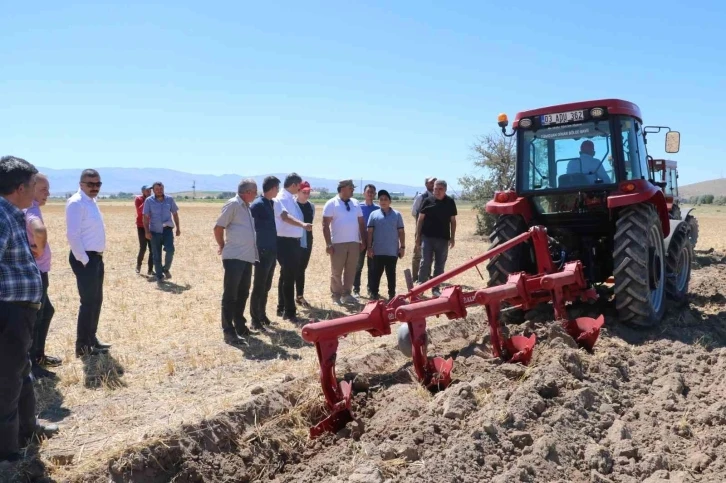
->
[[274, 173, 312, 324], [214, 179, 259, 345], [410, 177, 436, 282], [250, 176, 280, 330], [353, 183, 379, 298], [134, 185, 153, 276], [25, 173, 62, 378], [322, 179, 367, 306], [67, 169, 111, 357], [0, 156, 58, 466], [143, 182, 180, 284]]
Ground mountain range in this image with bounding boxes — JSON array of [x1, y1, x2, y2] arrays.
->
[[679, 179, 726, 199], [38, 167, 424, 197]]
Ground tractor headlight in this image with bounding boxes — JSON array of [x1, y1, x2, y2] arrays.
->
[[590, 107, 605, 118], [519, 118, 533, 128]]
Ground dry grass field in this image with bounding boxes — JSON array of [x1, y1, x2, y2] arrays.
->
[[21, 200, 726, 480], [32, 199, 488, 478]]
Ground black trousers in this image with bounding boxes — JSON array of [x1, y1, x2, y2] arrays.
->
[[136, 226, 153, 271], [354, 249, 372, 294], [0, 301, 38, 459], [295, 240, 313, 298], [250, 249, 276, 323], [69, 251, 104, 350], [276, 237, 302, 318], [221, 259, 253, 335], [370, 255, 398, 299], [30, 272, 55, 361]]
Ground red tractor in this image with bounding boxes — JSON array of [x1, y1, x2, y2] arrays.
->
[[486, 99, 692, 327], [649, 158, 699, 247]]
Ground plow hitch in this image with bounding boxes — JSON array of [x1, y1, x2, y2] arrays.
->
[[301, 226, 605, 437]]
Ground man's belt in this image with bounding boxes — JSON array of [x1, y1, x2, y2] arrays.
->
[[87, 251, 104, 258], [9, 301, 42, 310]]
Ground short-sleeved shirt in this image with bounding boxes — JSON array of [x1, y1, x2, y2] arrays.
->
[[24, 200, 51, 273], [274, 189, 304, 238], [367, 208, 404, 257], [322, 196, 364, 244], [360, 203, 380, 225], [143, 195, 179, 234], [216, 195, 258, 263], [0, 196, 42, 303], [250, 195, 277, 251], [566, 154, 611, 184], [419, 195, 457, 240], [134, 195, 146, 227]]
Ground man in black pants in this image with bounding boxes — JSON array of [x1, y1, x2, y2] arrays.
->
[[295, 180, 315, 307], [66, 169, 111, 357], [134, 185, 153, 275], [250, 176, 280, 330], [366, 190, 405, 300], [214, 179, 259, 345], [0, 155, 58, 465], [274, 173, 313, 324]]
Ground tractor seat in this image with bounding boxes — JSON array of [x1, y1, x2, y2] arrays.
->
[[558, 173, 591, 188]]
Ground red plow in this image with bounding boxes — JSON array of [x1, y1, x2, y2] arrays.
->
[[300, 226, 605, 438]]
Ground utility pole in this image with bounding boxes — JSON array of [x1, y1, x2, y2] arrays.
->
[[192, 180, 196, 200]]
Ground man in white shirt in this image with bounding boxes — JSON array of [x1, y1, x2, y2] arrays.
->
[[274, 173, 313, 324], [410, 177, 435, 282], [322, 179, 367, 305], [66, 169, 111, 357]]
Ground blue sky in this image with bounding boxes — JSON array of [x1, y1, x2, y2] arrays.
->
[[2, 1, 723, 189]]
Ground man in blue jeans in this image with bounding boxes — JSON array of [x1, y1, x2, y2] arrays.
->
[[415, 179, 457, 297], [143, 182, 180, 284]]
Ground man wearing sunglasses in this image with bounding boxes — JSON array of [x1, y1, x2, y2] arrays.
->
[[322, 179, 367, 305], [66, 169, 110, 357]]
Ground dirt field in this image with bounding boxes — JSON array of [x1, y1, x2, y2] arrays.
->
[[5, 201, 726, 482]]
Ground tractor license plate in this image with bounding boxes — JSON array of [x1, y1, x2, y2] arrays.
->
[[541, 110, 586, 125]]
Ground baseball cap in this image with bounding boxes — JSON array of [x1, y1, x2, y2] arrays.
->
[[141, 185, 150, 191], [426, 176, 437, 183], [377, 189, 391, 199], [299, 180, 311, 192]]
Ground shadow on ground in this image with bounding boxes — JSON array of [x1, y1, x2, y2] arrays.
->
[[82, 352, 126, 389], [229, 336, 302, 361]]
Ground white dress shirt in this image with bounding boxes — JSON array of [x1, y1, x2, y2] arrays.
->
[[66, 190, 106, 265], [274, 189, 304, 238]]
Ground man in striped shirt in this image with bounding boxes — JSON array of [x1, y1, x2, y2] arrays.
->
[[0, 156, 58, 465]]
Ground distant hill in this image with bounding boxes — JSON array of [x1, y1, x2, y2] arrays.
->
[[38, 167, 421, 197], [679, 179, 726, 199]]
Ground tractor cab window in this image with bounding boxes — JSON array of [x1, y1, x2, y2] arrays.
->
[[520, 121, 615, 191], [666, 168, 677, 196], [620, 119, 646, 181]]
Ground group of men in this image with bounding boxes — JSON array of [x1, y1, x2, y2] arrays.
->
[[0, 157, 114, 464]]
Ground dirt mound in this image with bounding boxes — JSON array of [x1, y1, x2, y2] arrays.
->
[[13, 250, 726, 483]]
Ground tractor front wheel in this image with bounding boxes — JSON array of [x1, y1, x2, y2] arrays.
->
[[486, 215, 532, 287], [613, 204, 667, 327], [665, 224, 692, 305]]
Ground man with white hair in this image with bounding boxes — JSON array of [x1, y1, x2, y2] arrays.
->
[[410, 176, 436, 282], [214, 179, 259, 345]]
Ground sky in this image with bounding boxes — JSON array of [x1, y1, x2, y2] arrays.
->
[[2, 1, 724, 190]]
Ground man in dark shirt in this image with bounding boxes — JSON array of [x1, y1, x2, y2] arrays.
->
[[0, 156, 58, 465], [249, 176, 280, 330], [415, 179, 457, 298], [295, 181, 315, 307]]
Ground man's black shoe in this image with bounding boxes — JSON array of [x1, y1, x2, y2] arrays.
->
[[250, 320, 268, 332], [21, 423, 59, 447], [75, 345, 108, 357], [261, 315, 273, 327], [147, 269, 155, 277], [236, 325, 251, 338], [32, 365, 57, 380], [35, 355, 63, 367], [163, 269, 172, 280], [94, 338, 112, 349], [135, 265, 141, 274], [276, 309, 284, 317], [283, 314, 305, 325], [224, 333, 247, 346]]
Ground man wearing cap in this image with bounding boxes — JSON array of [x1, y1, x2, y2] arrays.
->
[[274, 173, 313, 324], [410, 177, 436, 282], [134, 185, 153, 276], [294, 180, 315, 307], [322, 179, 367, 305], [353, 184, 379, 298], [143, 182, 180, 284], [566, 140, 611, 184]]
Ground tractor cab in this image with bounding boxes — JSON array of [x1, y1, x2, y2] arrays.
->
[[649, 158, 679, 213]]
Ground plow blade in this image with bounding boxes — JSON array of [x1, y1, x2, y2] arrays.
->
[[562, 315, 605, 351], [503, 334, 537, 365], [426, 356, 454, 390], [309, 381, 353, 438]]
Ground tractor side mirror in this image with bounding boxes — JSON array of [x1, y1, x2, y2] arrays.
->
[[665, 131, 680, 153]]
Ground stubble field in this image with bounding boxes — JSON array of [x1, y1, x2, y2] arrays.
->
[[9, 201, 726, 482]]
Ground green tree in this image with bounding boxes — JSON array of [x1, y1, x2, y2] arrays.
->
[[458, 132, 516, 235], [700, 194, 715, 205]]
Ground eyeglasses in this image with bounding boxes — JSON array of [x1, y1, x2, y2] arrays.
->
[[83, 182, 103, 188], [343, 200, 350, 212]]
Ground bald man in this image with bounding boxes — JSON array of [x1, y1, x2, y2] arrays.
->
[[566, 140, 611, 184]]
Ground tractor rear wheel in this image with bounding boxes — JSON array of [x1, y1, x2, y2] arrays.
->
[[665, 224, 692, 305], [486, 215, 531, 287], [686, 215, 699, 248], [613, 203, 667, 327]]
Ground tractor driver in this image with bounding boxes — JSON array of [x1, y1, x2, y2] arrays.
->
[[566, 140, 611, 184]]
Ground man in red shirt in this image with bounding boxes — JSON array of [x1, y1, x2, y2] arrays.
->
[[135, 185, 153, 275]]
